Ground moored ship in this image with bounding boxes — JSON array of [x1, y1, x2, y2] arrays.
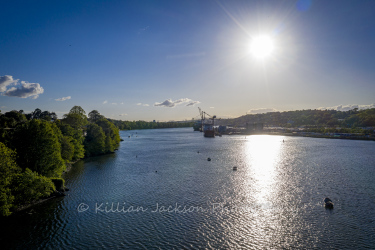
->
[[203, 124, 215, 137]]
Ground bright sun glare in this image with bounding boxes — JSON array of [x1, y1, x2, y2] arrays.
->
[[250, 35, 274, 59]]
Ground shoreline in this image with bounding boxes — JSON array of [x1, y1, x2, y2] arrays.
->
[[11, 150, 119, 214], [13, 160, 79, 213], [262, 132, 375, 141], [218, 131, 375, 141]]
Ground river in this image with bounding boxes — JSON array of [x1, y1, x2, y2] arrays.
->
[[1, 128, 375, 249]]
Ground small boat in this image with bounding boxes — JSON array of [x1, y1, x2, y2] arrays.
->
[[207, 158, 211, 161], [233, 166, 237, 171]]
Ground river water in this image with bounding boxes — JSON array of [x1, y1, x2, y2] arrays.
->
[[2, 128, 375, 249]]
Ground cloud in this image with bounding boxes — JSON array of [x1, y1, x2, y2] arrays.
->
[[3, 81, 44, 99], [0, 75, 44, 99], [247, 108, 278, 114], [111, 103, 117, 105], [186, 101, 200, 106], [120, 102, 124, 105], [210, 107, 215, 109], [0, 75, 16, 92], [119, 113, 128, 116], [137, 103, 149, 107], [154, 98, 200, 108], [55, 96, 71, 101], [138, 26, 149, 35], [318, 104, 375, 111], [103, 100, 108, 104]]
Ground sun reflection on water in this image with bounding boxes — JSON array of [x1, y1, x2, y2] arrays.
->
[[244, 135, 283, 203]]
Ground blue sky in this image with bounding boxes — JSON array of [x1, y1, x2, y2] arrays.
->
[[1, 0, 375, 121]]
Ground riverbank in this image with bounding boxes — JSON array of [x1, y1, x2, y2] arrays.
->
[[13, 160, 78, 213], [216, 130, 375, 141], [263, 131, 375, 141], [12, 150, 120, 214]]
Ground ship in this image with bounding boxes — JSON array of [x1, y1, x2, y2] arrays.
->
[[203, 123, 215, 137], [197, 107, 217, 138]]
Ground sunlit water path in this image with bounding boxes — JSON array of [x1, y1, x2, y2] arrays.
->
[[1, 128, 375, 249]]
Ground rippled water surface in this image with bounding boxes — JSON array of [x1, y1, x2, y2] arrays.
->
[[2, 128, 375, 249]]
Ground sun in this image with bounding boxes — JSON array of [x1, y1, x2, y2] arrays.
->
[[250, 35, 274, 59]]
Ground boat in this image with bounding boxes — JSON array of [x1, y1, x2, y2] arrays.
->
[[203, 124, 215, 137], [197, 107, 217, 137]]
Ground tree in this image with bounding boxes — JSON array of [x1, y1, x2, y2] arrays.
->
[[96, 119, 120, 153], [12, 168, 55, 206], [60, 135, 74, 162], [88, 110, 104, 123], [62, 106, 88, 129], [0, 142, 21, 216], [84, 123, 106, 157], [55, 121, 85, 160], [12, 120, 65, 177]]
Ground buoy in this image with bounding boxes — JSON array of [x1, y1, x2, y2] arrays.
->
[[207, 158, 211, 161], [324, 197, 334, 209], [233, 166, 237, 171]]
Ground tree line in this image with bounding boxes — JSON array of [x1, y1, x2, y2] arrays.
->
[[0, 106, 120, 216], [224, 108, 375, 130], [108, 119, 194, 130]]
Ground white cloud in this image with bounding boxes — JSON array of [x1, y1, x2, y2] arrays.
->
[[210, 107, 215, 109], [111, 103, 117, 105], [103, 100, 108, 104], [120, 102, 124, 105], [317, 104, 375, 111], [55, 96, 71, 101], [154, 98, 200, 108], [4, 81, 44, 99], [138, 26, 149, 35], [0, 75, 16, 92], [1, 76, 44, 99], [119, 113, 128, 116], [247, 108, 278, 114], [137, 102, 150, 107]]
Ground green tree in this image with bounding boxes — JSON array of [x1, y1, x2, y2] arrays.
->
[[62, 106, 88, 129], [60, 135, 74, 162], [12, 120, 65, 177], [88, 110, 104, 123], [55, 121, 85, 160], [0, 142, 21, 216], [12, 168, 55, 206], [96, 119, 120, 153], [84, 123, 106, 157]]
